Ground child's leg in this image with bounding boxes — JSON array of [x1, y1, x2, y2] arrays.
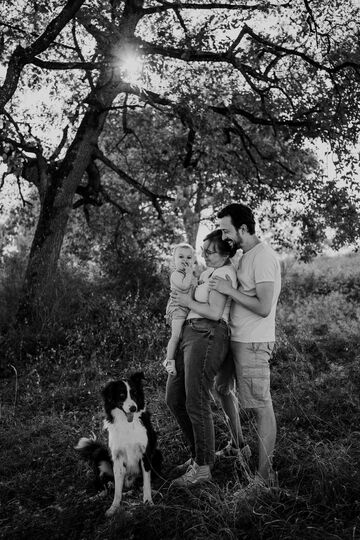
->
[[164, 319, 185, 375], [166, 319, 184, 360]]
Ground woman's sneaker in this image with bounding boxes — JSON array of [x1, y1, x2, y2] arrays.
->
[[216, 441, 252, 461], [172, 462, 212, 487]]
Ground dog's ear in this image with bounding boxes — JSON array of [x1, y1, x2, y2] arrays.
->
[[102, 381, 117, 407], [129, 371, 145, 389]]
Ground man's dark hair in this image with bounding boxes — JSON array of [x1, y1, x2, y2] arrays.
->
[[217, 203, 256, 235]]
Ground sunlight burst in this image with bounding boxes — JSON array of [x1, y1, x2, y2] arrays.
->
[[119, 52, 143, 86]]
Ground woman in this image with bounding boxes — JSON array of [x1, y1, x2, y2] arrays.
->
[[165, 229, 238, 486]]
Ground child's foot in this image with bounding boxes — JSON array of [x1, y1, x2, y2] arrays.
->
[[163, 358, 177, 376]]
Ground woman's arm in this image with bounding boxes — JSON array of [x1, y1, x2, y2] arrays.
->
[[171, 288, 227, 321]]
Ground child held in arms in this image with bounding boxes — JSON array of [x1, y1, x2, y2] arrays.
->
[[163, 243, 197, 376]]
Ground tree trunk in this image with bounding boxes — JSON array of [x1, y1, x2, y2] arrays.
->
[[16, 84, 121, 325], [182, 205, 200, 248], [180, 183, 204, 247]]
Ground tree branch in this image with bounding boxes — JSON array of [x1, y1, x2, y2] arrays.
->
[[211, 104, 314, 129], [243, 24, 360, 75], [31, 58, 103, 71], [183, 127, 196, 168], [0, 0, 86, 111], [144, 1, 291, 15], [100, 185, 132, 214], [93, 146, 173, 220], [49, 126, 69, 162], [71, 19, 96, 91]]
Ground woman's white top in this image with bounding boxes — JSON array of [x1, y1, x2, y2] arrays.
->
[[187, 264, 237, 322]]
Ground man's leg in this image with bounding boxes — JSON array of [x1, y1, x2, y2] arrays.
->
[[214, 354, 246, 448], [254, 401, 276, 482], [217, 390, 245, 447], [231, 341, 276, 484]]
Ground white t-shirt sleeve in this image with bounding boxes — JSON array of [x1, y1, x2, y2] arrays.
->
[[254, 251, 278, 284], [212, 265, 237, 288]]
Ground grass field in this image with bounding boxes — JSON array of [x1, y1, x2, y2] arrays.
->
[[1, 252, 360, 539]]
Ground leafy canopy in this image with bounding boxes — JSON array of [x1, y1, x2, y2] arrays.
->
[[0, 0, 359, 258]]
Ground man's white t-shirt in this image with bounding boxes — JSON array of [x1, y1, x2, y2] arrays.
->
[[230, 242, 281, 342], [188, 264, 237, 323]]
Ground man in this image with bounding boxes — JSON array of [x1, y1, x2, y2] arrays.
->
[[209, 203, 281, 487]]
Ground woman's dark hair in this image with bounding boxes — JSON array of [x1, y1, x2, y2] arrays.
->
[[203, 229, 237, 258], [218, 203, 255, 234]]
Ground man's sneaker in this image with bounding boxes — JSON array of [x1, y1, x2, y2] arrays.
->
[[255, 470, 279, 489], [216, 441, 252, 461], [235, 471, 279, 499], [172, 462, 212, 487], [172, 457, 194, 476]]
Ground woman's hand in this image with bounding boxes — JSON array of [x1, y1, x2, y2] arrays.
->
[[170, 289, 192, 308], [208, 274, 233, 295]]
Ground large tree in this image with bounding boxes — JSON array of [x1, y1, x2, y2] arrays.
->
[[0, 0, 359, 323]]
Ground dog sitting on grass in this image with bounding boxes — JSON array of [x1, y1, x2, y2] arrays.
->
[[75, 371, 162, 516]]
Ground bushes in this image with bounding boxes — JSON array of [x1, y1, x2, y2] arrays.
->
[[63, 293, 168, 378], [1, 251, 360, 539], [281, 252, 360, 302], [0, 245, 170, 372], [278, 252, 360, 364]]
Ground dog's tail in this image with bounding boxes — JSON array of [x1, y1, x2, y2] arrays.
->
[[75, 437, 113, 485]]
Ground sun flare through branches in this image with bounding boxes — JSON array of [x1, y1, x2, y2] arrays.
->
[[118, 50, 143, 87]]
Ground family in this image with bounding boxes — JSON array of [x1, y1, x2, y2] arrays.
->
[[163, 203, 281, 489]]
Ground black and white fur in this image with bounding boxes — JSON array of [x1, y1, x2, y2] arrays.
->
[[75, 372, 162, 516]]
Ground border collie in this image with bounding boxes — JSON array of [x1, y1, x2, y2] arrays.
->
[[75, 372, 162, 516]]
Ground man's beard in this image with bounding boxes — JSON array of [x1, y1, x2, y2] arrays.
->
[[225, 238, 239, 250]]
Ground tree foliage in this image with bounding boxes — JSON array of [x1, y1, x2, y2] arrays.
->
[[0, 0, 359, 321]]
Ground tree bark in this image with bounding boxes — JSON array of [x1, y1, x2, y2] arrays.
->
[[180, 183, 204, 248], [182, 205, 200, 248], [16, 83, 123, 324], [13, 0, 146, 327]]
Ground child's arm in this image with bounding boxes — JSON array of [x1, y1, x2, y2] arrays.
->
[[170, 269, 194, 291]]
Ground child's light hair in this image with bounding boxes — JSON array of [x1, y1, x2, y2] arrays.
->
[[170, 242, 195, 271], [172, 242, 195, 257]]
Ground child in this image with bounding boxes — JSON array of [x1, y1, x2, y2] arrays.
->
[[163, 243, 197, 376]]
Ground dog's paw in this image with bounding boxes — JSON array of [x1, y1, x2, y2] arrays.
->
[[143, 497, 154, 505], [105, 505, 119, 517]]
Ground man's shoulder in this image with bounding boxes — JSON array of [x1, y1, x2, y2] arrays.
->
[[254, 242, 280, 262]]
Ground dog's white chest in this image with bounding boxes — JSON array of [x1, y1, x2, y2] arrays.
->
[[104, 410, 148, 472]]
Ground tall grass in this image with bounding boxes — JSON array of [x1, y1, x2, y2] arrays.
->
[[0, 252, 360, 539]]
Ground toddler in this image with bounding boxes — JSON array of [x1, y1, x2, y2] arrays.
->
[[163, 243, 197, 376]]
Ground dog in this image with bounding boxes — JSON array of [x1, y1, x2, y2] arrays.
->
[[75, 371, 162, 516]]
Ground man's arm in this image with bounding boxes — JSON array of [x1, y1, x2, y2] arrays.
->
[[208, 276, 274, 317]]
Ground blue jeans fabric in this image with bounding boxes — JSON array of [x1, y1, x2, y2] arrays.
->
[[165, 318, 230, 466]]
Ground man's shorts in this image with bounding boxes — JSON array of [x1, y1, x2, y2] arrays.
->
[[232, 341, 274, 408], [215, 342, 275, 409]]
